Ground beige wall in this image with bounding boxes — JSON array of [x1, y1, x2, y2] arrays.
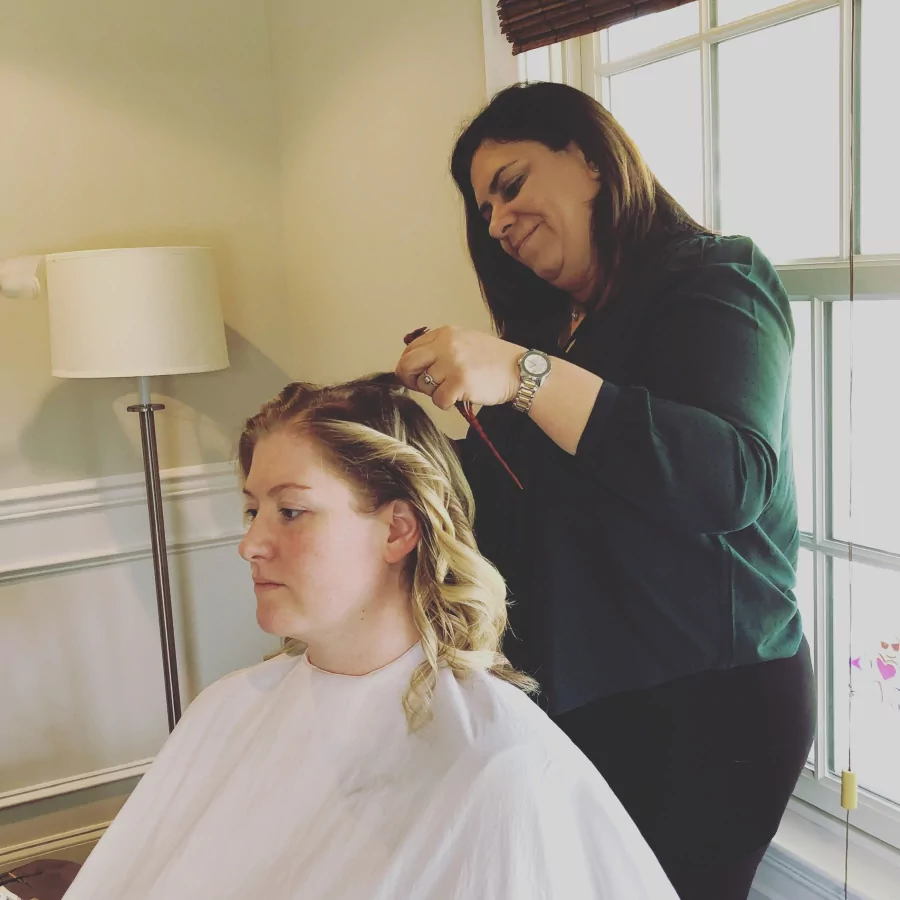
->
[[0, 0, 292, 491], [267, 0, 489, 436], [0, 0, 490, 493], [1, 0, 490, 864]]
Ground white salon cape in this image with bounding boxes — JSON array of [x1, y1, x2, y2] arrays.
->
[[64, 644, 677, 899]]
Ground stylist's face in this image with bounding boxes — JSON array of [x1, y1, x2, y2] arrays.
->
[[471, 139, 600, 301]]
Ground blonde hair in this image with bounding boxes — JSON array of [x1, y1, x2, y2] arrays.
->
[[238, 375, 538, 729]]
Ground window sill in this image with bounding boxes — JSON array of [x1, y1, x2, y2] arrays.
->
[[756, 798, 900, 900]]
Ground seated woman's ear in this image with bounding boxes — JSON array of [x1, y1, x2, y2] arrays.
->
[[382, 500, 421, 565]]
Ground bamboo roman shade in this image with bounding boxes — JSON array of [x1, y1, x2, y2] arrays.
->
[[498, 0, 693, 54]]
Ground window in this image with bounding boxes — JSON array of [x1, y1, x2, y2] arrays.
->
[[607, 2, 699, 61], [516, 41, 564, 85], [608, 51, 704, 225], [859, 0, 900, 255], [717, 8, 841, 260], [781, 261, 900, 841], [518, 0, 900, 850], [717, 0, 792, 25]]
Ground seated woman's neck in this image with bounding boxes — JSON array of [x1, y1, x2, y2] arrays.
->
[[303, 588, 420, 677]]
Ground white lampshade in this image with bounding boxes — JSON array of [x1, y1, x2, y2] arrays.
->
[[44, 247, 229, 378]]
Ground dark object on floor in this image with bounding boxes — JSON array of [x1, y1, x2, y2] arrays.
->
[[0, 859, 82, 900]]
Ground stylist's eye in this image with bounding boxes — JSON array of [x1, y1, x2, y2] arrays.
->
[[503, 175, 524, 201], [243, 508, 257, 523], [280, 508, 305, 521]]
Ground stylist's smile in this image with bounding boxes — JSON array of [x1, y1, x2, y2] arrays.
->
[[514, 223, 541, 257]]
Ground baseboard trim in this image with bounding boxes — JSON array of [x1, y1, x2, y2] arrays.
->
[[0, 821, 110, 870], [0, 760, 151, 812], [753, 841, 872, 900]]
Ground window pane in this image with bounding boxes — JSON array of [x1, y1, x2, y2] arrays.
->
[[716, 1, 791, 27], [833, 557, 900, 806], [860, 0, 900, 255], [831, 298, 900, 555], [796, 548, 816, 765], [608, 52, 704, 225], [607, 3, 699, 62], [796, 548, 815, 658], [718, 10, 841, 262], [791, 300, 813, 534], [519, 46, 551, 83]]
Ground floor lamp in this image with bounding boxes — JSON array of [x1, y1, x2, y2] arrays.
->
[[44, 247, 229, 732]]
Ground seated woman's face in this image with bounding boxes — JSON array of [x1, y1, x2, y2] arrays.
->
[[238, 430, 396, 642]]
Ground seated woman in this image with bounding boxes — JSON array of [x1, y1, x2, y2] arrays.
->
[[64, 376, 677, 900]]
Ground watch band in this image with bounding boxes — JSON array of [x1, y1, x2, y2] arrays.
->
[[512, 375, 541, 413]]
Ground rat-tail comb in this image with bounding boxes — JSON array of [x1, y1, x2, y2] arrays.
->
[[403, 327, 523, 491]]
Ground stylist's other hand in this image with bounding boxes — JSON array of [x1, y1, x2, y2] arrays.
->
[[395, 326, 524, 411]]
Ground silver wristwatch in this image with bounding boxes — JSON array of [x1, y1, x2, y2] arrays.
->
[[512, 350, 551, 414]]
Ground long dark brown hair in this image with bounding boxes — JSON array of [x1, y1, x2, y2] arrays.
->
[[450, 81, 711, 349]]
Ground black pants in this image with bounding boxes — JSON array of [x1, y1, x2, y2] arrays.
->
[[552, 638, 816, 900]]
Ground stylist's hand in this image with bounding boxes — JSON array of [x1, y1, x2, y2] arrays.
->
[[395, 326, 525, 411]]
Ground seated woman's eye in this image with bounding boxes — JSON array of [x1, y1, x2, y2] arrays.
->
[[243, 508, 258, 523], [280, 508, 304, 521]]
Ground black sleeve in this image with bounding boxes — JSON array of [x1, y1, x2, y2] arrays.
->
[[575, 244, 794, 535]]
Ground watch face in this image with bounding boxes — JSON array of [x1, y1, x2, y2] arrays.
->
[[523, 352, 550, 377]]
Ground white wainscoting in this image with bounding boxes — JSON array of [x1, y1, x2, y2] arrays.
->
[[0, 463, 279, 862], [751, 842, 872, 900], [0, 821, 110, 870]]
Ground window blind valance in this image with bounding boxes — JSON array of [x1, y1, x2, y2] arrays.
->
[[497, 0, 692, 54]]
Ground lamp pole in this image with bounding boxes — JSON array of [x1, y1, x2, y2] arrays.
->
[[128, 375, 182, 731]]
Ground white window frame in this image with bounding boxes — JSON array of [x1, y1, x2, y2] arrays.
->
[[522, 0, 900, 853], [781, 261, 900, 852]]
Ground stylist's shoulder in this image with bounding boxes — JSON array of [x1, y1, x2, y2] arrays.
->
[[662, 233, 792, 325], [666, 232, 786, 291]]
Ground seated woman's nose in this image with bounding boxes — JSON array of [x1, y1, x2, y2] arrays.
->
[[239, 525, 268, 561]]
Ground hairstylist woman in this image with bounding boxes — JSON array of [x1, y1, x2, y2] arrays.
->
[[395, 82, 815, 900]]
